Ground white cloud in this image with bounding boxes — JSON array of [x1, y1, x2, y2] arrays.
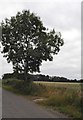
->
[[40, 28, 81, 79], [0, 0, 81, 79], [0, 54, 13, 78]]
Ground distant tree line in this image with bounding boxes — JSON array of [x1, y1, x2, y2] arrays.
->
[[2, 73, 83, 83]]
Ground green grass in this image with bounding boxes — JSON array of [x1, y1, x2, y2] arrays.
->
[[2, 79, 82, 118]]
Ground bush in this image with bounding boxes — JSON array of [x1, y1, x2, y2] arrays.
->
[[2, 79, 47, 95]]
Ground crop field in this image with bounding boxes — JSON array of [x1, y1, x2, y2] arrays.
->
[[34, 81, 82, 118], [34, 81, 81, 90]]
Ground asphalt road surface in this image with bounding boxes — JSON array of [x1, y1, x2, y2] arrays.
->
[[2, 89, 69, 118]]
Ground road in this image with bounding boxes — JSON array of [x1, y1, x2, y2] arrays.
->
[[2, 89, 69, 118]]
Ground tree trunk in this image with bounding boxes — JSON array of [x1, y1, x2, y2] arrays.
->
[[24, 68, 28, 81], [24, 59, 27, 81], [24, 60, 31, 83]]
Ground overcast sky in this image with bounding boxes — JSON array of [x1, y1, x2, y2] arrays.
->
[[0, 0, 81, 79]]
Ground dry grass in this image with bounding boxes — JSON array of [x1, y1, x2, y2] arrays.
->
[[34, 81, 82, 118], [3, 79, 82, 118]]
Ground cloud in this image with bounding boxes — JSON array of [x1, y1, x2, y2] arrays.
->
[[0, 0, 81, 79], [0, 54, 13, 78], [40, 28, 81, 79]]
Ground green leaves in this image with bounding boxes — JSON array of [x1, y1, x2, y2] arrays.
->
[[1, 10, 64, 79]]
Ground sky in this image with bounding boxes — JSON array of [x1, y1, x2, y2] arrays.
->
[[0, 0, 82, 80]]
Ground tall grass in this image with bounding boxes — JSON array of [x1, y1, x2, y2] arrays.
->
[[3, 79, 82, 118], [34, 82, 81, 118]]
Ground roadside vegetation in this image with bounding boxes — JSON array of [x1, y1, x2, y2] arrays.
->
[[2, 78, 82, 118], [0, 80, 2, 87]]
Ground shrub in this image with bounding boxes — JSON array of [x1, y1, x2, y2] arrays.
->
[[2, 79, 47, 95]]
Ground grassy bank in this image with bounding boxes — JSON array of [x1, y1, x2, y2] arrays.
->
[[2, 79, 82, 118]]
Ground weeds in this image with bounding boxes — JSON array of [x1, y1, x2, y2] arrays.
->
[[2, 79, 82, 118]]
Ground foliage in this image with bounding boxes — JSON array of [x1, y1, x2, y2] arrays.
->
[[2, 73, 82, 82], [2, 79, 46, 95], [1, 10, 64, 81], [3, 79, 81, 118], [2, 72, 32, 81]]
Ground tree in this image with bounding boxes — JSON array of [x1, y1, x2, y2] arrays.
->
[[1, 10, 64, 81]]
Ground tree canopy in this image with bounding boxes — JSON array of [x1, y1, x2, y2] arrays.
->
[[1, 10, 64, 81]]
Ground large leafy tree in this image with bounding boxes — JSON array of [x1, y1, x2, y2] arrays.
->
[[1, 10, 64, 81]]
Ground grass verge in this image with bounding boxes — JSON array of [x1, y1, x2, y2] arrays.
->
[[2, 79, 82, 119]]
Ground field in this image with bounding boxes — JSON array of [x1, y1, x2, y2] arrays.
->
[[34, 81, 82, 118], [34, 81, 81, 90], [2, 79, 82, 118]]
